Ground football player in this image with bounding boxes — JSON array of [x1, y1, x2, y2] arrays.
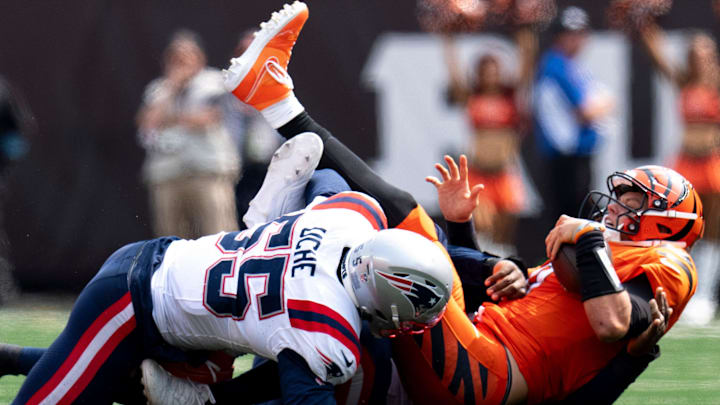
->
[[10, 65, 455, 405], [219, 2, 701, 404], [416, 156, 688, 404], [0, 160, 672, 405], [5, 2, 695, 404]]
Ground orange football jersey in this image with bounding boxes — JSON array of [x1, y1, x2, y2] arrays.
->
[[478, 241, 696, 404]]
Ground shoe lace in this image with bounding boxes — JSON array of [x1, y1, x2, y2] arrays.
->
[[264, 58, 294, 89], [189, 380, 216, 405]]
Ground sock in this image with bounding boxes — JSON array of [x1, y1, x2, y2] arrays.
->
[[277, 111, 332, 142], [261, 93, 305, 129]]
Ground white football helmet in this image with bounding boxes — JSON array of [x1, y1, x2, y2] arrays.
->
[[340, 229, 453, 337]]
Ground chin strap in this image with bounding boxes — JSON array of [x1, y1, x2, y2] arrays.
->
[[390, 304, 400, 329]]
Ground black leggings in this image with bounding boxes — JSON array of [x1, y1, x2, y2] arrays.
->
[[278, 112, 417, 228]]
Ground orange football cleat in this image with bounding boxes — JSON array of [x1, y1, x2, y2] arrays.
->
[[224, 1, 308, 111]]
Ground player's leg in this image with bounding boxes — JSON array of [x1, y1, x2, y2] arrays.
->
[[207, 322, 393, 405], [245, 164, 351, 230], [1, 344, 147, 404], [391, 318, 513, 405], [304, 169, 351, 205], [223, 1, 416, 228], [0, 344, 45, 377], [11, 242, 147, 404], [242, 132, 323, 228]]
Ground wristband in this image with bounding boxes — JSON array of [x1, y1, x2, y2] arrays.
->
[[577, 231, 624, 301], [572, 220, 606, 244]]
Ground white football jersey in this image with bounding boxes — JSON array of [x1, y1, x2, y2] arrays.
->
[[151, 191, 388, 384]]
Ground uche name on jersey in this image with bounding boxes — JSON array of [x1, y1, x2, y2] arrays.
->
[[291, 227, 327, 277]]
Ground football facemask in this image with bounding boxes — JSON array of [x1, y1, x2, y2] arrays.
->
[[340, 229, 452, 338]]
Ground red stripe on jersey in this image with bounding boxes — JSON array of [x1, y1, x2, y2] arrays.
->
[[290, 318, 361, 365], [28, 292, 135, 405], [288, 299, 361, 364], [311, 192, 388, 230]]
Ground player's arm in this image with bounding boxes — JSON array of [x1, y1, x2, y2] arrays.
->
[[182, 351, 337, 405], [448, 245, 527, 310], [546, 216, 630, 342], [208, 359, 282, 405], [554, 285, 670, 405], [429, 155, 527, 303], [276, 349, 335, 405]]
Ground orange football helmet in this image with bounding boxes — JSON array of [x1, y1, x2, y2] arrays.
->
[[580, 165, 704, 248]]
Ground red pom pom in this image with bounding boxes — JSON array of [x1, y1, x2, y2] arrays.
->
[[607, 0, 672, 32], [417, 0, 487, 33], [512, 0, 557, 28]]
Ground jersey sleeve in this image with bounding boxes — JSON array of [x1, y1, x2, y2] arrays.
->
[[639, 245, 697, 328], [285, 298, 361, 386], [277, 349, 336, 405]]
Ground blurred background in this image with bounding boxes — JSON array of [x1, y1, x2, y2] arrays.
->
[[0, 0, 718, 329]]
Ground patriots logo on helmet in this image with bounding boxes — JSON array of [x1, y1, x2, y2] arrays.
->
[[317, 349, 343, 378], [376, 270, 442, 315]]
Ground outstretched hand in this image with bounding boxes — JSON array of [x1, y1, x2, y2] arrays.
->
[[627, 287, 672, 356], [425, 155, 484, 223]]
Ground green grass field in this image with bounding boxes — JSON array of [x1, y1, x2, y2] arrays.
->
[[1, 294, 718, 404]]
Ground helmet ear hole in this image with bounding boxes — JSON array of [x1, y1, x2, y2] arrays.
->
[[657, 224, 672, 234]]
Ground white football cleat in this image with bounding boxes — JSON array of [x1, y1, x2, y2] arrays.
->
[[243, 132, 323, 229], [141, 359, 216, 405]]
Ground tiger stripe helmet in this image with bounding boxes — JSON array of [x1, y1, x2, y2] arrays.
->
[[607, 165, 704, 247]]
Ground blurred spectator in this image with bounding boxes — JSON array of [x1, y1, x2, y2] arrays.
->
[[137, 30, 240, 239], [224, 31, 282, 229], [638, 22, 720, 324], [533, 6, 614, 222], [0, 75, 31, 304], [443, 26, 536, 252]]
